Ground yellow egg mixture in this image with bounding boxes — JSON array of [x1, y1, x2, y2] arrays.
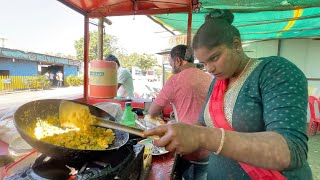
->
[[34, 113, 115, 150]]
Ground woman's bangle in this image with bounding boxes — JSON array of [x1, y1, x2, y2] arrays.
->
[[214, 128, 225, 155]]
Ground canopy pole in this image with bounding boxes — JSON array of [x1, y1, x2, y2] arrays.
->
[[147, 16, 175, 35], [84, 15, 89, 102], [277, 39, 282, 56], [97, 18, 104, 60], [187, 1, 193, 46]]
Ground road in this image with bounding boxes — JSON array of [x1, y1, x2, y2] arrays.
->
[[0, 78, 161, 117], [0, 86, 83, 115]]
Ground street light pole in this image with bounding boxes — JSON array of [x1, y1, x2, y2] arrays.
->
[[0, 37, 7, 47]]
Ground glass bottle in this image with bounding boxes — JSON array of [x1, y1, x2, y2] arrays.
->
[[120, 102, 136, 127]]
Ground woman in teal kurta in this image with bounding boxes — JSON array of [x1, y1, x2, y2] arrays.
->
[[144, 9, 312, 180], [199, 56, 312, 179]]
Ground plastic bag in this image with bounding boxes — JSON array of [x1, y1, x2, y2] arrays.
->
[[0, 107, 20, 144], [93, 102, 123, 122]]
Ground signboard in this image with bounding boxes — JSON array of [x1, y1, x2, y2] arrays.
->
[[0, 47, 81, 66], [168, 35, 194, 48], [68, 59, 81, 66], [3, 78, 11, 84]]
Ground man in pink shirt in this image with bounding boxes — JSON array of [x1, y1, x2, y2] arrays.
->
[[148, 44, 212, 180]]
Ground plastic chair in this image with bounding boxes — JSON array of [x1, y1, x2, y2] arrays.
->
[[308, 96, 320, 136]]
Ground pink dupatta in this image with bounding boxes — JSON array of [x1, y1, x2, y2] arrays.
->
[[208, 79, 286, 180]]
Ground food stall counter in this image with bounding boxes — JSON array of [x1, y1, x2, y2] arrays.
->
[[0, 97, 176, 179], [147, 152, 177, 180]]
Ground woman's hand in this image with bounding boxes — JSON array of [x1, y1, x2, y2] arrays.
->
[[144, 123, 203, 155]]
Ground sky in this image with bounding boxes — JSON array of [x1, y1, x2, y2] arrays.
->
[[0, 0, 174, 57]]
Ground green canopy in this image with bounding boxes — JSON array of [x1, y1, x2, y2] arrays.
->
[[154, 1, 320, 40], [200, 0, 320, 10]]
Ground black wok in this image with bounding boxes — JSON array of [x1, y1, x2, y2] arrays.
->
[[14, 99, 129, 160]]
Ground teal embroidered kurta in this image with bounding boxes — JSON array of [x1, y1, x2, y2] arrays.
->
[[199, 56, 312, 179]]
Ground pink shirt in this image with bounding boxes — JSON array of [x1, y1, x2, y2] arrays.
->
[[155, 68, 212, 124]]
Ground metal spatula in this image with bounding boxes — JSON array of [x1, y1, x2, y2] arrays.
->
[[59, 100, 159, 140]]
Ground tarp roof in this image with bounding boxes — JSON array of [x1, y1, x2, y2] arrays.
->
[[57, 0, 320, 101], [154, 1, 320, 40], [58, 0, 195, 17], [58, 0, 320, 40]]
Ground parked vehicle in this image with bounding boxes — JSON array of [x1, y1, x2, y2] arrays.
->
[[146, 70, 157, 82]]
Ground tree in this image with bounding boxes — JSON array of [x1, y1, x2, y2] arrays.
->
[[118, 53, 158, 71], [74, 30, 119, 61], [73, 31, 159, 71]]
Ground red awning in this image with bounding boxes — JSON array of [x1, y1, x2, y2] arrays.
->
[[58, 0, 197, 17]]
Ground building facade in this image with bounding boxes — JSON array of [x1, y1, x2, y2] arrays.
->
[[0, 47, 80, 77]]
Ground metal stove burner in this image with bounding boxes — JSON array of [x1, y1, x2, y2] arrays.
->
[[5, 144, 144, 180]]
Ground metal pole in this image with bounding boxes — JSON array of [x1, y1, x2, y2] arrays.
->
[[162, 64, 165, 87], [0, 38, 7, 47], [97, 18, 104, 60], [277, 39, 282, 56], [187, 1, 193, 46], [84, 16, 90, 102]]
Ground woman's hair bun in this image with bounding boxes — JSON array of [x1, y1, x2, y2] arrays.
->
[[205, 9, 234, 25]]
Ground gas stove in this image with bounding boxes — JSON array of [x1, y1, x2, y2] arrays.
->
[[5, 143, 144, 180]]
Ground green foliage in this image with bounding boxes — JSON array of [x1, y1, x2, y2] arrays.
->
[[155, 68, 163, 77], [65, 75, 83, 86], [118, 53, 158, 71], [74, 30, 119, 61], [74, 31, 159, 72], [25, 75, 51, 90]]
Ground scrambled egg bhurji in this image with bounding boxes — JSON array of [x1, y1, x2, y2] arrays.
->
[[34, 103, 115, 150]]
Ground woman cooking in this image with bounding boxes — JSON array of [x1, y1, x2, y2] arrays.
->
[[144, 10, 312, 179]]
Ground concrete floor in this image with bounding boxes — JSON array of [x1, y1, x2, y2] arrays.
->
[[308, 134, 320, 180]]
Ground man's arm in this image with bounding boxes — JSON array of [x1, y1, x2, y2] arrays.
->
[[148, 102, 164, 117], [148, 77, 174, 117]]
